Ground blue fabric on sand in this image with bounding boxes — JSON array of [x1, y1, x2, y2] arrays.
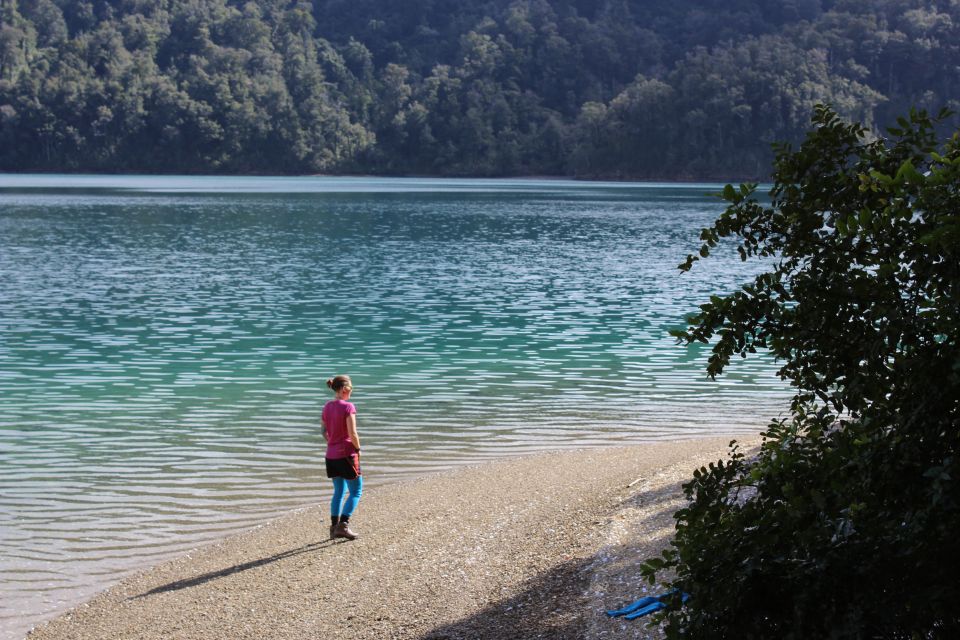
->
[[606, 590, 690, 620], [330, 476, 363, 517], [606, 595, 659, 617], [625, 601, 667, 619]]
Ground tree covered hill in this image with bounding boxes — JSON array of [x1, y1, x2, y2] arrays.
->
[[1, 0, 958, 178]]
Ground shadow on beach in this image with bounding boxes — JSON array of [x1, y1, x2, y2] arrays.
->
[[420, 555, 596, 640], [419, 482, 683, 640], [131, 538, 343, 599]]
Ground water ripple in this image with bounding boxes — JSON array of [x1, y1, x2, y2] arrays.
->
[[0, 176, 788, 639]]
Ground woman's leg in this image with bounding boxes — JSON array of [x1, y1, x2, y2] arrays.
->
[[330, 477, 347, 517], [339, 476, 363, 520]]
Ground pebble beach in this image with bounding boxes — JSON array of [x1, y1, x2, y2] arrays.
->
[[26, 437, 751, 640]]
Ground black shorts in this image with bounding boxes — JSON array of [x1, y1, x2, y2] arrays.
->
[[325, 455, 361, 479]]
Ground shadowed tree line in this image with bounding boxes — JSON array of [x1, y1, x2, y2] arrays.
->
[[1, 0, 958, 177]]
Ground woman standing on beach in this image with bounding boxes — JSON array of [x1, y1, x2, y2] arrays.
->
[[322, 375, 362, 540]]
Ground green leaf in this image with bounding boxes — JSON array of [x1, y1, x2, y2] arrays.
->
[[836, 215, 848, 236], [895, 160, 923, 184], [869, 169, 893, 186]]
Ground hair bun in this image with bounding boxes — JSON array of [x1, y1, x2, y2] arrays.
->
[[326, 378, 335, 389]]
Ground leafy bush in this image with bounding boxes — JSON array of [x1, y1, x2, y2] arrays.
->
[[643, 105, 960, 638]]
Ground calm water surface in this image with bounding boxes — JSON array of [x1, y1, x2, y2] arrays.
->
[[0, 176, 790, 638]]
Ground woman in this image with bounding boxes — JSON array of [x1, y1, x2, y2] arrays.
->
[[321, 374, 362, 540]]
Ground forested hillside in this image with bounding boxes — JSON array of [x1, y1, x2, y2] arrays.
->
[[1, 0, 958, 178]]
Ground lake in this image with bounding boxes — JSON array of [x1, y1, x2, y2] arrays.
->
[[0, 176, 790, 638]]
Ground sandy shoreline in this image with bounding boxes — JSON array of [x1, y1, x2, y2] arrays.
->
[[26, 437, 751, 640]]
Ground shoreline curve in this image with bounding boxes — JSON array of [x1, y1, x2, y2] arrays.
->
[[26, 436, 751, 640]]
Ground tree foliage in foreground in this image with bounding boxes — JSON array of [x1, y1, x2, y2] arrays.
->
[[643, 105, 960, 638]]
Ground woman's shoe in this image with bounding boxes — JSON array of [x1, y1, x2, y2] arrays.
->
[[333, 522, 358, 540]]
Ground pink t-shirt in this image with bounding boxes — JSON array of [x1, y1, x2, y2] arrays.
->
[[322, 399, 357, 459]]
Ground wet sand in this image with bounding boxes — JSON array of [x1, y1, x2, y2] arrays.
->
[[27, 437, 751, 640]]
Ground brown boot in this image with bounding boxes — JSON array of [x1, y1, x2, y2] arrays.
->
[[329, 517, 339, 540], [333, 521, 358, 540]]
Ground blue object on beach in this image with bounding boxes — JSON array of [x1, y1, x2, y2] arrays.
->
[[624, 600, 666, 619], [605, 595, 659, 617], [606, 590, 690, 619]]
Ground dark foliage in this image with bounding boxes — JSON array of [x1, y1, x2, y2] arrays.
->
[[643, 105, 960, 637], [1, 1, 959, 177]]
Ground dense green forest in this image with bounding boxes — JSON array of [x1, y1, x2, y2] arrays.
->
[[1, 0, 958, 177]]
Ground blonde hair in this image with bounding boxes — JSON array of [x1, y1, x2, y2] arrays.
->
[[326, 375, 352, 392]]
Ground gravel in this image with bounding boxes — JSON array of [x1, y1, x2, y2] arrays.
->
[[27, 437, 750, 640]]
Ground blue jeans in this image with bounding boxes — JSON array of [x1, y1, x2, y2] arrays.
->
[[330, 476, 363, 518]]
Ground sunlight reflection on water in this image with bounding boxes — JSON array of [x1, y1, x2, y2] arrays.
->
[[0, 176, 787, 638]]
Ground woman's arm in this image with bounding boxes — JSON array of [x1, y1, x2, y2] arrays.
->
[[320, 419, 329, 443], [346, 413, 361, 451]]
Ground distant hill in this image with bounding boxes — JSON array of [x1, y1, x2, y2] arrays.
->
[[1, 0, 957, 178]]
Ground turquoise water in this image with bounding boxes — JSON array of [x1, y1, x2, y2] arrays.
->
[[0, 176, 789, 638]]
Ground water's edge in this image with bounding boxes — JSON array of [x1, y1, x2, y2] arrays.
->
[[1, 176, 788, 639]]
